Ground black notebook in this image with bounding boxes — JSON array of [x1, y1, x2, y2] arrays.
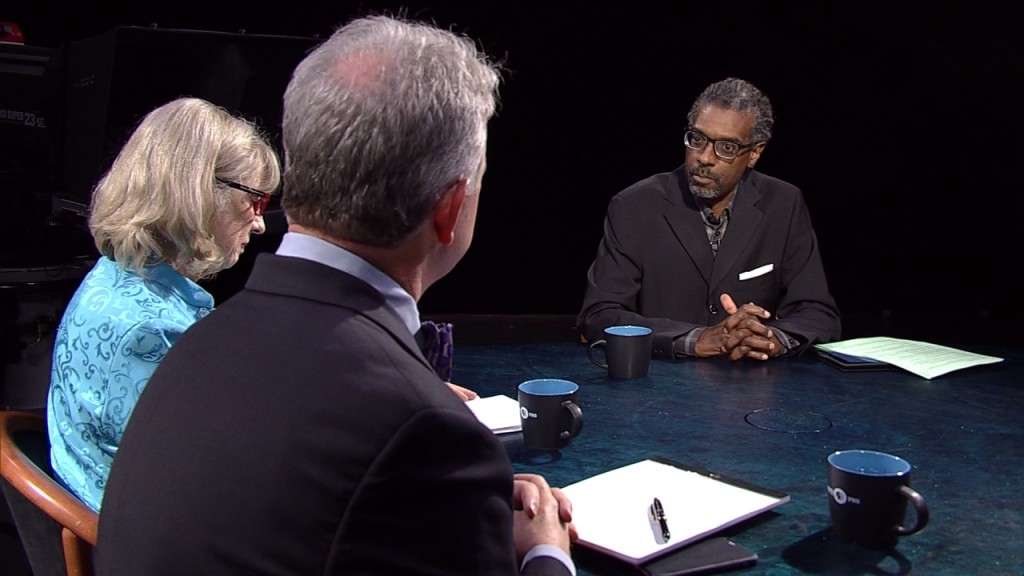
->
[[642, 537, 758, 575], [815, 348, 891, 372]]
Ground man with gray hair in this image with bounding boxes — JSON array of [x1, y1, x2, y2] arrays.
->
[[96, 15, 576, 575], [578, 77, 841, 361]]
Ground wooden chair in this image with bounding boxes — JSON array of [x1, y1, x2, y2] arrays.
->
[[0, 410, 97, 576]]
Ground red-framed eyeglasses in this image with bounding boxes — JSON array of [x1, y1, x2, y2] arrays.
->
[[217, 179, 271, 216]]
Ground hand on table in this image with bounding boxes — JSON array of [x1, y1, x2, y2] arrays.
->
[[695, 293, 784, 361], [512, 473, 577, 560], [445, 382, 478, 401]]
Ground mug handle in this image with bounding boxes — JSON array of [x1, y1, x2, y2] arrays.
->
[[557, 400, 584, 447], [587, 340, 608, 368], [895, 485, 929, 536]]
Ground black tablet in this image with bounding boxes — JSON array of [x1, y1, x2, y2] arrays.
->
[[642, 537, 757, 576], [816, 349, 891, 371]]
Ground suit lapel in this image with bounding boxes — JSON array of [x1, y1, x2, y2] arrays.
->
[[663, 168, 715, 285], [710, 171, 763, 292]]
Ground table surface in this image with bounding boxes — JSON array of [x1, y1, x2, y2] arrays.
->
[[455, 340, 1023, 576]]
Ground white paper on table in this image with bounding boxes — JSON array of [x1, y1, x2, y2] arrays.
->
[[465, 394, 522, 434], [815, 337, 1003, 379]]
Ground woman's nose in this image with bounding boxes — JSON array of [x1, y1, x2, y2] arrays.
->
[[251, 214, 266, 235]]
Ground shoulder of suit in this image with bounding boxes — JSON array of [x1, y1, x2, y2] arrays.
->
[[746, 169, 801, 196], [613, 169, 678, 203]]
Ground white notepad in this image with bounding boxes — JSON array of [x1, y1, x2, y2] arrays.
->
[[561, 458, 789, 564], [465, 394, 522, 434]]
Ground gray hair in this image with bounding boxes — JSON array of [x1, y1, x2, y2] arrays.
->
[[687, 78, 774, 143], [281, 15, 501, 247], [89, 97, 280, 279]]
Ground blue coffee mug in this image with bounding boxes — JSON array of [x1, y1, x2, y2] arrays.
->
[[827, 449, 929, 549], [517, 379, 584, 450], [587, 325, 653, 379]]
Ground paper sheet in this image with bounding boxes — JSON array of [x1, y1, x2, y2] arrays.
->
[[815, 337, 1003, 379], [465, 394, 521, 434], [561, 459, 788, 564]]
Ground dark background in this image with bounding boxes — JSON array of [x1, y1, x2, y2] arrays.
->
[[3, 1, 1023, 345]]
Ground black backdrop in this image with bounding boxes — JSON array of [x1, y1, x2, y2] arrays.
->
[[7, 1, 1023, 344]]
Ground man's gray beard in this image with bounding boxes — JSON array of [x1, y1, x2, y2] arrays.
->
[[689, 183, 722, 200]]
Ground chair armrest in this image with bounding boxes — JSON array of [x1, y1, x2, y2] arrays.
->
[[0, 411, 98, 545]]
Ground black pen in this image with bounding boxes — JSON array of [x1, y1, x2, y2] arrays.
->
[[650, 497, 671, 541]]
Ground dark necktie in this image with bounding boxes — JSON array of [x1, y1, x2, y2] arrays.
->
[[416, 320, 454, 381]]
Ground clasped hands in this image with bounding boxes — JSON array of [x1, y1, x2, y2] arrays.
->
[[695, 293, 784, 361], [513, 473, 578, 560], [446, 387, 576, 559]]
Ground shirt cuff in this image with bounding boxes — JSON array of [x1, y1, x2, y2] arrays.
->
[[522, 544, 576, 576], [672, 328, 704, 357], [770, 327, 798, 355]]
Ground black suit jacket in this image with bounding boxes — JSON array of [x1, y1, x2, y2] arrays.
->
[[96, 254, 570, 576], [578, 166, 841, 357]]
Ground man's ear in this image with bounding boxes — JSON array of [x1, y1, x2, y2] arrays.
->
[[433, 178, 469, 246], [747, 142, 767, 169]]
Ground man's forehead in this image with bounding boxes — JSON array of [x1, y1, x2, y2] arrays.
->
[[692, 105, 756, 139]]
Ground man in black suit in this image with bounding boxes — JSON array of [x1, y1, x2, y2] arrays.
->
[[578, 78, 841, 361], [96, 15, 576, 576]]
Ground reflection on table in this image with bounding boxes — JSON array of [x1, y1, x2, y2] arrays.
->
[[456, 340, 1022, 576]]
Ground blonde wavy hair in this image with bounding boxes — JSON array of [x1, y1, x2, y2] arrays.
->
[[89, 97, 280, 280]]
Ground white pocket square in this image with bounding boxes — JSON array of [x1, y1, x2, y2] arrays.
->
[[739, 263, 774, 281]]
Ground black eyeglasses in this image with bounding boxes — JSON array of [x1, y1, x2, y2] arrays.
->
[[684, 128, 757, 160], [217, 179, 271, 216]]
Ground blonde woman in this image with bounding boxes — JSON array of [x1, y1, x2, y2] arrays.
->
[[47, 97, 280, 511]]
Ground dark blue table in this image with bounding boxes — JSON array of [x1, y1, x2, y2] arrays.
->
[[455, 341, 1023, 576]]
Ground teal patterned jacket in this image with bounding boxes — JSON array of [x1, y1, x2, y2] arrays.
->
[[47, 256, 214, 511]]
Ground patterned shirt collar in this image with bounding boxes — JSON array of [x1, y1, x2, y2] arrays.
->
[[694, 193, 735, 255], [115, 258, 214, 309]]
